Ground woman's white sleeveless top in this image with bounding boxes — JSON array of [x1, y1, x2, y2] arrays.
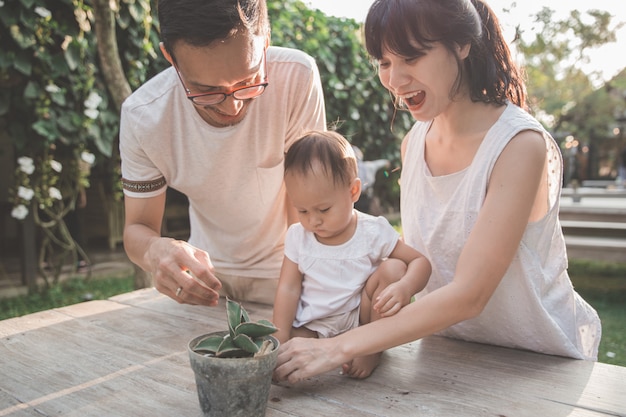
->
[[400, 103, 600, 360]]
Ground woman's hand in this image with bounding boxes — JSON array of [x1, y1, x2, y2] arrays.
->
[[273, 337, 346, 384]]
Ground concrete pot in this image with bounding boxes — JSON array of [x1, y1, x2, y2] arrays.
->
[[188, 331, 279, 417]]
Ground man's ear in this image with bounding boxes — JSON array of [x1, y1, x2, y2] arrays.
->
[[160, 42, 174, 65], [350, 178, 362, 203]]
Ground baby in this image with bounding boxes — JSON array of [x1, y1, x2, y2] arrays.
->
[[273, 130, 431, 378]]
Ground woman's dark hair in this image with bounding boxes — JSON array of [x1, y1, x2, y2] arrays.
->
[[364, 0, 526, 108], [285, 131, 358, 188], [158, 0, 269, 60]]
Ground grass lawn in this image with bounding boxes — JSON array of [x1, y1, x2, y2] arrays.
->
[[0, 275, 134, 321], [568, 260, 626, 367]]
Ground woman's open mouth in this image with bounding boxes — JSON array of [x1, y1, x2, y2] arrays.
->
[[400, 90, 426, 109]]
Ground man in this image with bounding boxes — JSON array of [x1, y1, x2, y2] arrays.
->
[[119, 0, 326, 306]]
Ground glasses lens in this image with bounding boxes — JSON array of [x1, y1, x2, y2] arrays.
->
[[233, 84, 267, 100], [190, 84, 267, 105], [191, 94, 226, 106]]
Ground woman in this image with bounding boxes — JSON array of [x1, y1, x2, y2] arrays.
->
[[273, 0, 601, 383]]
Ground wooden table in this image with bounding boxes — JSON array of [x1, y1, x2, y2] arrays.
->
[[1, 288, 624, 416]]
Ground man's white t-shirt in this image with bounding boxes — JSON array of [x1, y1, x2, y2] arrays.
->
[[120, 46, 327, 278]]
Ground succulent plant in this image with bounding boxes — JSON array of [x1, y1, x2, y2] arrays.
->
[[192, 298, 278, 358]]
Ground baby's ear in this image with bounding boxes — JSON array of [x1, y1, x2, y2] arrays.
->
[[350, 178, 362, 202]]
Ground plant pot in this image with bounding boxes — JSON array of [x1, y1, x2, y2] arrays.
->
[[188, 331, 279, 417]]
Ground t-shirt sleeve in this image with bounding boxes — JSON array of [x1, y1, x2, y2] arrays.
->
[[373, 216, 400, 259], [284, 53, 327, 150], [284, 223, 303, 264], [119, 101, 167, 198]]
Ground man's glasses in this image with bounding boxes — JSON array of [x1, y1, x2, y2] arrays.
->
[[174, 49, 268, 106]]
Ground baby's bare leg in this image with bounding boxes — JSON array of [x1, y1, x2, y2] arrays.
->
[[291, 326, 319, 339], [343, 259, 407, 379]]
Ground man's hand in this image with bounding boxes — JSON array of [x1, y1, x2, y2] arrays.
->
[[148, 238, 221, 306]]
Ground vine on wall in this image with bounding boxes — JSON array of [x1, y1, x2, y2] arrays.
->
[[0, 0, 165, 283]]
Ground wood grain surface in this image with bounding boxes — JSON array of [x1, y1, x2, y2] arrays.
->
[[0, 288, 624, 417]]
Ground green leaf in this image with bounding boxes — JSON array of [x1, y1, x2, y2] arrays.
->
[[258, 319, 278, 330], [50, 53, 70, 77], [214, 335, 248, 357], [19, 0, 37, 8], [216, 348, 248, 358], [50, 91, 67, 107], [57, 113, 79, 133], [232, 333, 259, 354], [235, 321, 277, 338], [63, 43, 81, 71], [0, 92, 9, 116], [89, 127, 113, 158], [0, 49, 13, 71], [9, 24, 36, 49], [13, 52, 32, 76], [241, 306, 250, 323], [117, 9, 131, 29], [91, 124, 113, 157], [193, 335, 225, 353], [32, 120, 57, 140], [23, 81, 39, 99], [0, 5, 18, 27], [226, 298, 242, 337]]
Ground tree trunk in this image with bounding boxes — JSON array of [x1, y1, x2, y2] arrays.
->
[[92, 0, 152, 288], [91, 0, 132, 111]]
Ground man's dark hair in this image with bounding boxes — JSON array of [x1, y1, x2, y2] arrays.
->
[[158, 0, 270, 60]]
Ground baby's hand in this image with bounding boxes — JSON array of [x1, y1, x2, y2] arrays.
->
[[373, 282, 411, 317]]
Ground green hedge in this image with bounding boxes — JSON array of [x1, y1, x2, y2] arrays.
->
[[1, 0, 409, 212]]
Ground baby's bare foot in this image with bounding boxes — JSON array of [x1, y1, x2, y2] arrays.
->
[[341, 352, 382, 379]]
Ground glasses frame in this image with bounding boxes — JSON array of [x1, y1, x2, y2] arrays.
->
[[174, 48, 269, 106]]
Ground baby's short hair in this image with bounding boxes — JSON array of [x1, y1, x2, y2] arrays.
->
[[285, 131, 357, 187]]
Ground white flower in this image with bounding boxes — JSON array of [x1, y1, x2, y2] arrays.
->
[[20, 164, 35, 174], [18, 157, 35, 175], [18, 156, 34, 167], [11, 205, 29, 220], [84, 92, 103, 109], [50, 160, 62, 172], [49, 187, 62, 200], [84, 108, 99, 120], [81, 151, 96, 165], [18, 186, 35, 201], [0, 1, 5, 7], [45, 84, 61, 93], [34, 6, 51, 18]]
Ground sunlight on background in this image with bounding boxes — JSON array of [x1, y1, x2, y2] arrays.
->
[[305, 0, 626, 84]]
